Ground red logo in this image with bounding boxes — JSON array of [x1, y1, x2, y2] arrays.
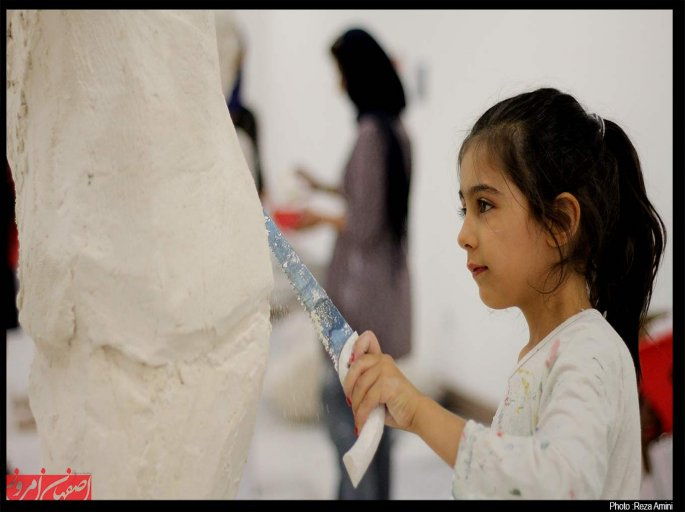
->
[[6, 468, 91, 500]]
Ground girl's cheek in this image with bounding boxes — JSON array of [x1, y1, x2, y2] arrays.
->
[[481, 211, 505, 234]]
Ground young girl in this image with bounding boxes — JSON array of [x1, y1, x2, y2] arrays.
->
[[343, 88, 666, 499]]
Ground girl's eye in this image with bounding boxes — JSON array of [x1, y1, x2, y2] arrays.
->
[[459, 200, 493, 218], [478, 199, 493, 213]]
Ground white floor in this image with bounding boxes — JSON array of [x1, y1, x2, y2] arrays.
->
[[6, 325, 673, 500]]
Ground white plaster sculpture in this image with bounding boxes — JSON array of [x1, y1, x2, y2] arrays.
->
[[6, 10, 273, 499]]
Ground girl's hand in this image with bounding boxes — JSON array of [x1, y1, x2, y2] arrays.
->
[[342, 331, 425, 434]]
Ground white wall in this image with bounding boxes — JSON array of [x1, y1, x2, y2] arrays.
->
[[229, 9, 673, 408]]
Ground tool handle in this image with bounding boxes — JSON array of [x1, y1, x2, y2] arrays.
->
[[337, 332, 386, 488]]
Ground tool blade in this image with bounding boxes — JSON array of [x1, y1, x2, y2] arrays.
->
[[264, 212, 353, 369]]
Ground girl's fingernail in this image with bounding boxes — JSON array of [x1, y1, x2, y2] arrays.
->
[[346, 396, 351, 407], [349, 353, 356, 364], [354, 426, 359, 437]]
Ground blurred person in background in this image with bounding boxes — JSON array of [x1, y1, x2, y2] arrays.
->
[[6, 160, 19, 331], [227, 32, 264, 198], [294, 27, 412, 500], [215, 11, 264, 198]]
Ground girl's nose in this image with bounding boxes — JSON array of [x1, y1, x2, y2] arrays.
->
[[457, 218, 475, 250]]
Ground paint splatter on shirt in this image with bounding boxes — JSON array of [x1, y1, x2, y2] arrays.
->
[[452, 309, 641, 499]]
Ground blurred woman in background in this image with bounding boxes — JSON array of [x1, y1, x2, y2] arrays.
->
[[295, 27, 412, 500]]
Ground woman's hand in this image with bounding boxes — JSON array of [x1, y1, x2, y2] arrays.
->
[[295, 167, 322, 191], [342, 331, 425, 434]]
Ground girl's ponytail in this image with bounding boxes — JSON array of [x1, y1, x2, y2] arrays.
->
[[591, 119, 666, 379]]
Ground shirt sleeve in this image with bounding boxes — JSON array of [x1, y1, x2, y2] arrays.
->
[[344, 118, 387, 248], [452, 345, 618, 499]]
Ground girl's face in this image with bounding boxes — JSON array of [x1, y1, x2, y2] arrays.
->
[[457, 146, 557, 311]]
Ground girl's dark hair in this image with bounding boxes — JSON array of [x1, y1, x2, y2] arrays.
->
[[331, 28, 410, 244], [459, 88, 666, 378]]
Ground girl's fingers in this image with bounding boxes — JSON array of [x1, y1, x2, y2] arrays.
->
[[342, 353, 380, 400], [355, 384, 383, 431], [342, 333, 386, 429], [384, 413, 400, 429], [352, 330, 381, 364], [350, 362, 382, 413]]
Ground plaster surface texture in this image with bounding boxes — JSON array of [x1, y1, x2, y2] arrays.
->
[[6, 10, 273, 499]]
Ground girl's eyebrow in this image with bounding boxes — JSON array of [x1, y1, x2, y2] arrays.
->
[[458, 183, 501, 200]]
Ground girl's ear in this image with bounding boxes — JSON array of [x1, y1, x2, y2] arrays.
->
[[546, 192, 582, 248]]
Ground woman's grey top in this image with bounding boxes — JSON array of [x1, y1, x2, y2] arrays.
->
[[326, 114, 412, 360]]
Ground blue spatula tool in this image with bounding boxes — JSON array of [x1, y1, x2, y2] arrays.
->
[[264, 211, 385, 488]]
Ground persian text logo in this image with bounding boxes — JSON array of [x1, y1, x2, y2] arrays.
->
[[6, 468, 92, 500]]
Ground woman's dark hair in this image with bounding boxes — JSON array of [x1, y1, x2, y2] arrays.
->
[[331, 28, 410, 244], [458, 88, 666, 379]]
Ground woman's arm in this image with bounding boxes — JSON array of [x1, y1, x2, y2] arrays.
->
[[294, 209, 346, 232], [296, 168, 343, 196]]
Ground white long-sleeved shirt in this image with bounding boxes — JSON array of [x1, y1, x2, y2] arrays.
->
[[452, 309, 641, 499]]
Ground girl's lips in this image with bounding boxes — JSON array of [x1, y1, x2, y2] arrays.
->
[[469, 265, 488, 277]]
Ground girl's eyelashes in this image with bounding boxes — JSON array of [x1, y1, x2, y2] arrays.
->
[[478, 199, 494, 213], [458, 199, 493, 218]]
